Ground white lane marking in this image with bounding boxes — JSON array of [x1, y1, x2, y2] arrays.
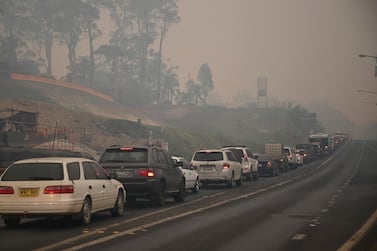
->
[[33, 191, 226, 251], [337, 208, 377, 251], [292, 234, 306, 240], [47, 178, 299, 251], [337, 143, 374, 251]]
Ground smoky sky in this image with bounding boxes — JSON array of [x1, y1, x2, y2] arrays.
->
[[52, 0, 377, 125], [163, 0, 377, 124]]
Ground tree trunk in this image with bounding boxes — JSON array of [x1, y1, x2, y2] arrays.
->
[[88, 24, 94, 86]]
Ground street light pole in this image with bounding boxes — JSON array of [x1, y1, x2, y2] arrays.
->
[[359, 54, 377, 77]]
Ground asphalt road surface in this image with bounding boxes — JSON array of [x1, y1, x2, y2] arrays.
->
[[0, 140, 376, 251]]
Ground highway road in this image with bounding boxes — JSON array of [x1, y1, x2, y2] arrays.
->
[[0, 140, 376, 251]]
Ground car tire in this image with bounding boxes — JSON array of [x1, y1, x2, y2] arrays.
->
[[111, 190, 125, 217], [80, 197, 92, 225], [226, 173, 234, 188], [174, 179, 186, 202], [192, 178, 200, 193], [153, 182, 166, 206], [3, 217, 21, 228]]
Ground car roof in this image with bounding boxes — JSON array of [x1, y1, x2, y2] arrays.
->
[[12, 157, 94, 164]]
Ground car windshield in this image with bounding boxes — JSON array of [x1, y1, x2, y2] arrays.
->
[[1, 163, 64, 181], [193, 152, 223, 161], [99, 148, 148, 163]]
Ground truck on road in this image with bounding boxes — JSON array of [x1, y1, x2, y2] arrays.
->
[[265, 143, 288, 172]]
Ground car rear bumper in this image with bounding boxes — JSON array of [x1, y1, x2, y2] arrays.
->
[[122, 179, 161, 199], [0, 200, 83, 216]]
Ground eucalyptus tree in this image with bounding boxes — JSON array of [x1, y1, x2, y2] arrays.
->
[[0, 1, 31, 69], [196, 63, 214, 104], [107, 0, 179, 104], [154, 0, 180, 104]]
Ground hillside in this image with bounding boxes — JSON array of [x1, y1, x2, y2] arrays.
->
[[0, 78, 320, 159]]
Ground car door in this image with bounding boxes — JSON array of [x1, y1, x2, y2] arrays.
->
[[158, 150, 181, 191], [182, 159, 194, 189], [82, 161, 106, 211], [90, 161, 117, 209], [226, 151, 242, 180]]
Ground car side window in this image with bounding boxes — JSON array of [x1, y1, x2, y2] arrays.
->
[[83, 162, 97, 180], [91, 162, 108, 179], [83, 162, 108, 180], [67, 162, 80, 180], [158, 150, 169, 166], [151, 149, 159, 163], [226, 151, 237, 162]]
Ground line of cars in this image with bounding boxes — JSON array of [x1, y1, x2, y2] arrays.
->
[[0, 136, 346, 228]]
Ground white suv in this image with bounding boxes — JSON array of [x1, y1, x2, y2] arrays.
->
[[190, 149, 242, 188], [283, 146, 298, 168], [222, 146, 259, 181]]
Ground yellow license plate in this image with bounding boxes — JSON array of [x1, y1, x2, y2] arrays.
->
[[19, 188, 39, 197]]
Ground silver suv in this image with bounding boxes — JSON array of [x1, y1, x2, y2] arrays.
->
[[222, 146, 259, 181], [190, 149, 242, 188]]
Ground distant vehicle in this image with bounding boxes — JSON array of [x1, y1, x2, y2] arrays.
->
[[295, 150, 304, 166], [264, 143, 288, 172], [172, 156, 200, 193], [296, 148, 311, 163], [283, 146, 298, 168], [256, 153, 279, 177], [295, 143, 316, 162], [308, 133, 334, 155], [190, 149, 242, 188], [98, 145, 186, 206], [0, 157, 125, 227], [221, 146, 259, 181]]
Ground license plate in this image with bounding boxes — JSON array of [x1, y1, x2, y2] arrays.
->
[[117, 169, 133, 177], [203, 167, 213, 171], [19, 188, 39, 197]]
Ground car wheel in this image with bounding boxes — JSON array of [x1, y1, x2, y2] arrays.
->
[[80, 197, 92, 225], [111, 190, 125, 217], [192, 178, 200, 193], [226, 173, 234, 188], [271, 169, 275, 177], [174, 179, 186, 202], [3, 217, 21, 228], [153, 182, 166, 206]]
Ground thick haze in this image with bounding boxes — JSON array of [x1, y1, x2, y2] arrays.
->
[[162, 0, 377, 125]]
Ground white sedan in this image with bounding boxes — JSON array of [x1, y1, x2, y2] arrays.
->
[[0, 157, 126, 227], [172, 156, 200, 193]]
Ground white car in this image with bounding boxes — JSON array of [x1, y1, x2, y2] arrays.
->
[[283, 146, 298, 168], [172, 156, 200, 193], [190, 149, 242, 188], [0, 157, 126, 227], [222, 146, 259, 181]]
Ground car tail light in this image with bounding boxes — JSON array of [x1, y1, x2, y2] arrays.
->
[[267, 162, 273, 168], [223, 163, 230, 169], [120, 147, 133, 151], [44, 185, 74, 194], [0, 186, 14, 194], [138, 169, 155, 177]]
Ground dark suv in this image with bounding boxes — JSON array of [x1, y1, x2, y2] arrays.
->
[[98, 145, 185, 206]]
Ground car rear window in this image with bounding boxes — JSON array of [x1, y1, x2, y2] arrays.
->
[[1, 163, 64, 181], [193, 152, 223, 161], [99, 148, 148, 163]]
